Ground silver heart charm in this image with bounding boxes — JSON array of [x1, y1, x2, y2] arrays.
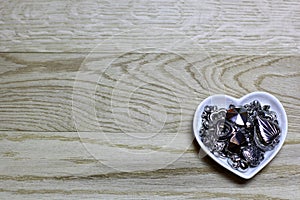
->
[[193, 92, 288, 179]]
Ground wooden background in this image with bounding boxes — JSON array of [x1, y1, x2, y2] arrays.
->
[[1, 0, 299, 199]]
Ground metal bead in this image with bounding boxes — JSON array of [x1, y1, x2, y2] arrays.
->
[[203, 121, 209, 129], [212, 106, 217, 111], [201, 111, 208, 118], [252, 100, 261, 108], [232, 162, 239, 169], [204, 106, 211, 113], [240, 161, 248, 170], [263, 105, 270, 111]]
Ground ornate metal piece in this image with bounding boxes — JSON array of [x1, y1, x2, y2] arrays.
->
[[199, 100, 281, 171], [254, 116, 280, 151]]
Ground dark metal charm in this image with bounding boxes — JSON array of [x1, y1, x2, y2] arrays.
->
[[241, 145, 264, 167], [199, 100, 281, 171], [254, 116, 280, 151]]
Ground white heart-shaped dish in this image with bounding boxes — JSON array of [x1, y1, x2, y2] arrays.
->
[[193, 92, 288, 179]]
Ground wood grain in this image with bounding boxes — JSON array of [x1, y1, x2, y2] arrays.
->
[[0, 131, 299, 199], [0, 0, 300, 199], [0, 0, 299, 54], [0, 53, 299, 132], [0, 53, 299, 199]]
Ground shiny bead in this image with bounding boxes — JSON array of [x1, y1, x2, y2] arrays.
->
[[204, 106, 211, 113]]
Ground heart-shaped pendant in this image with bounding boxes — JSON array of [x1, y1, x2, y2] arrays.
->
[[193, 92, 287, 179]]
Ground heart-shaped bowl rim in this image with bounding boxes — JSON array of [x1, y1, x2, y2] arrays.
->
[[193, 91, 288, 179]]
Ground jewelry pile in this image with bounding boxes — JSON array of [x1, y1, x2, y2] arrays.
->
[[200, 100, 281, 171]]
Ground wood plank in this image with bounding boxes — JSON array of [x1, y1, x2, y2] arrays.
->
[[1, 0, 300, 199], [0, 53, 299, 132], [0, 131, 299, 199], [0, 0, 299, 54]]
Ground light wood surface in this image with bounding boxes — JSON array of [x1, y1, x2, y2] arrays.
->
[[1, 0, 299, 199]]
